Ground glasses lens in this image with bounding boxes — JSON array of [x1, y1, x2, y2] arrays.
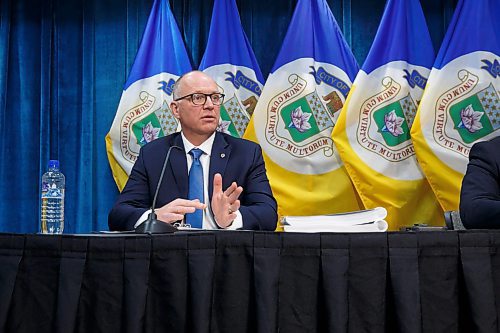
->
[[191, 93, 206, 105], [211, 94, 223, 105]]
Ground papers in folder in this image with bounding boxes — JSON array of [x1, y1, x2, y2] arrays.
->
[[282, 207, 388, 233]]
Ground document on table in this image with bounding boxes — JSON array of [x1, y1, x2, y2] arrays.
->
[[282, 207, 388, 233]]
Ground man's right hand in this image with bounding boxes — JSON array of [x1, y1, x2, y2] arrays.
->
[[155, 198, 206, 223]]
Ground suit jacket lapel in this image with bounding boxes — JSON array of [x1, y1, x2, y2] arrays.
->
[[168, 134, 188, 198], [209, 133, 230, 200]]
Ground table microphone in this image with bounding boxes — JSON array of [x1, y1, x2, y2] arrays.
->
[[135, 145, 183, 234]]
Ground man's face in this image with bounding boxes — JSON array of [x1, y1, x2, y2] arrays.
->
[[171, 72, 221, 142]]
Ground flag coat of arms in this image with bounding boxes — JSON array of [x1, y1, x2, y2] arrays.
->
[[244, 0, 362, 222], [410, 0, 500, 211], [106, 0, 192, 190], [199, 0, 264, 138], [332, 0, 443, 230]]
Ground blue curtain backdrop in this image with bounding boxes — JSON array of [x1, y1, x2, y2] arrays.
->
[[0, 0, 457, 233]]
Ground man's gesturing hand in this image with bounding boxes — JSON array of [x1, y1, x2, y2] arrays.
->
[[211, 173, 243, 228], [155, 198, 206, 224]]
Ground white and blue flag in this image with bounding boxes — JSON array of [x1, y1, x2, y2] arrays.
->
[[411, 0, 500, 211], [199, 0, 264, 138], [106, 0, 192, 190]]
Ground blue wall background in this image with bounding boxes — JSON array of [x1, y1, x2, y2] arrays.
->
[[0, 0, 457, 233]]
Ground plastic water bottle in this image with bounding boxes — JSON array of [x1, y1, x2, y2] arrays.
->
[[40, 160, 65, 234]]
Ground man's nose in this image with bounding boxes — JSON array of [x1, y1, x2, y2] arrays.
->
[[203, 95, 215, 108]]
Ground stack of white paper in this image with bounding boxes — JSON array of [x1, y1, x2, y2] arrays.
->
[[282, 207, 388, 233]]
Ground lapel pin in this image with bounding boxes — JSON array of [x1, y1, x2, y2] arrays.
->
[[220, 153, 226, 158]]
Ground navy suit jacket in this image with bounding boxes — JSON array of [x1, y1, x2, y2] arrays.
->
[[460, 136, 500, 228], [108, 132, 278, 231]]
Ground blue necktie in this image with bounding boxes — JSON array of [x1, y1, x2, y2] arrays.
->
[[186, 148, 204, 228]]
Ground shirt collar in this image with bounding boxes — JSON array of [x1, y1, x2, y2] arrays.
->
[[181, 131, 216, 157]]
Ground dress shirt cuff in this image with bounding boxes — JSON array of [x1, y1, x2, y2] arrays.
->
[[134, 210, 150, 228], [222, 210, 243, 230]]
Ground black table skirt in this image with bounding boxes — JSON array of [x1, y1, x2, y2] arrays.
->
[[0, 231, 498, 333]]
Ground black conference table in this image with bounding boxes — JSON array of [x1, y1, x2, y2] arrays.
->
[[0, 230, 499, 333]]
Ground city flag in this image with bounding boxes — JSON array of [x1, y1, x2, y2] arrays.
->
[[332, 0, 442, 230], [410, 0, 500, 211], [244, 0, 363, 223], [199, 0, 264, 138], [105, 0, 192, 190]]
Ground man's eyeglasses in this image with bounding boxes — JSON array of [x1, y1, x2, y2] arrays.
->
[[174, 93, 225, 106]]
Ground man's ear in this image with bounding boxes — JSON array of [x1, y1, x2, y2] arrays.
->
[[170, 101, 180, 119]]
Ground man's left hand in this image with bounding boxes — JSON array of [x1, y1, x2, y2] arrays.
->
[[211, 173, 243, 228]]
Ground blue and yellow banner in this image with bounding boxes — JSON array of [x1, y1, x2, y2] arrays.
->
[[332, 0, 442, 230], [411, 0, 500, 211], [244, 0, 362, 224], [106, 0, 192, 190]]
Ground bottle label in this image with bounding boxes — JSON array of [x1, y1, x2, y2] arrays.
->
[[41, 184, 64, 198]]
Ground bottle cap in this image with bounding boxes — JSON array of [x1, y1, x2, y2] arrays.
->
[[48, 160, 60, 169]]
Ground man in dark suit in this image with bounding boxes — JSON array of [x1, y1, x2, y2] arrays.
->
[[460, 136, 500, 228], [109, 71, 278, 231]]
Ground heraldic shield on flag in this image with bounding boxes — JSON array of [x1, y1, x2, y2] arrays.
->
[[342, 66, 429, 180], [449, 82, 499, 144], [373, 93, 413, 147], [204, 66, 262, 138], [414, 51, 499, 173], [253, 60, 351, 174], [114, 75, 181, 164]]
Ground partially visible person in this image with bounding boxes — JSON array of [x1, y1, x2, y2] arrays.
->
[[460, 136, 500, 228], [108, 70, 278, 231]]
